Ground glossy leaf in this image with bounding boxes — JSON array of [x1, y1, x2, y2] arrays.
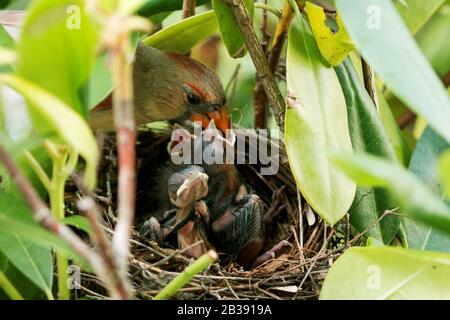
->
[[403, 127, 450, 253], [0, 74, 98, 190], [306, 1, 354, 66], [320, 246, 450, 299], [395, 0, 445, 34], [285, 11, 355, 226], [0, 193, 52, 296], [335, 59, 398, 243], [332, 152, 450, 235], [377, 93, 411, 166], [212, 0, 254, 58], [17, 0, 99, 117], [336, 0, 450, 143], [143, 11, 218, 54]]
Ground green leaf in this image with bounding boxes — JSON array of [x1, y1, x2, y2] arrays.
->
[[395, 0, 445, 34], [87, 32, 139, 110], [438, 149, 450, 199], [0, 24, 14, 73], [0, 201, 85, 269], [336, 0, 450, 143], [335, 59, 399, 243], [87, 54, 113, 110], [143, 10, 218, 54], [0, 74, 99, 190], [0, 192, 52, 297], [332, 152, 450, 235], [402, 127, 450, 253], [17, 0, 99, 117], [320, 246, 450, 299], [306, 1, 354, 66], [212, 0, 254, 58], [64, 215, 92, 234], [377, 93, 411, 166], [3, 0, 30, 10], [285, 11, 355, 226], [0, 252, 42, 299], [416, 5, 450, 78], [138, 0, 210, 17]]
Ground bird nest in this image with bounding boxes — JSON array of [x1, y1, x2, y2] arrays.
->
[[79, 126, 348, 300]]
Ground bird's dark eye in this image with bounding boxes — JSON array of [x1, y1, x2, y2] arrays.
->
[[187, 92, 201, 105]]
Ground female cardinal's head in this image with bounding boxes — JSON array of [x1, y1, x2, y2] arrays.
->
[[133, 43, 229, 133]]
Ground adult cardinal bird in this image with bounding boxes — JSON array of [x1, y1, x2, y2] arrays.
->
[[89, 42, 229, 133], [0, 13, 229, 132]]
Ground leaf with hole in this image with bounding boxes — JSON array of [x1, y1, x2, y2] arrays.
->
[[306, 1, 354, 66]]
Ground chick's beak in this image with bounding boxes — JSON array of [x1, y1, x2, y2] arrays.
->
[[191, 106, 230, 134]]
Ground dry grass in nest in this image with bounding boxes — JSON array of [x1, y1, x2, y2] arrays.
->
[[77, 126, 349, 300]]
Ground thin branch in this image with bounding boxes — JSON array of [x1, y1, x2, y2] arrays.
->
[[77, 197, 130, 297], [110, 42, 137, 291], [254, 1, 293, 128], [224, 0, 286, 130], [183, 0, 196, 19], [0, 144, 127, 299], [361, 58, 379, 110]]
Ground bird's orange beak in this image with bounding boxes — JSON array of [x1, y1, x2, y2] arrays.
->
[[190, 106, 230, 134]]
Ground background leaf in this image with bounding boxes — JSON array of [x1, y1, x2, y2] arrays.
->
[[377, 93, 411, 166], [285, 11, 355, 225], [336, 0, 450, 143], [438, 149, 450, 199], [415, 4, 450, 78], [143, 11, 218, 54], [64, 215, 92, 234], [0, 74, 99, 190], [335, 59, 398, 243], [212, 0, 254, 58], [0, 192, 52, 298], [320, 246, 450, 299], [395, 0, 445, 34], [17, 0, 99, 117], [138, 0, 210, 17], [332, 152, 450, 235], [402, 127, 450, 253]]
